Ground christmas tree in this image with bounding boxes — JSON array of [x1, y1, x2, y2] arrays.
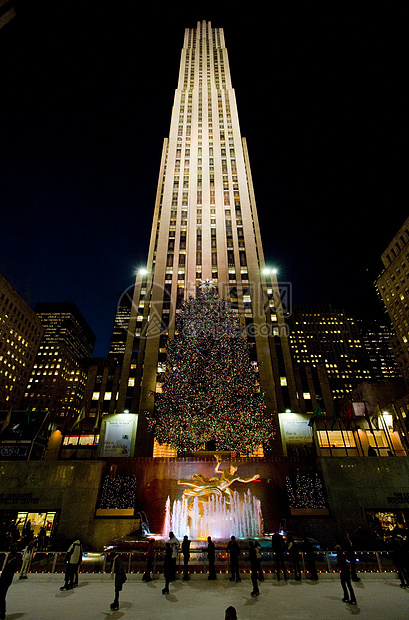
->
[[146, 281, 275, 454]]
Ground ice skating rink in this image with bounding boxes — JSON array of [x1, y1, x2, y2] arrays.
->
[[4, 573, 409, 620]]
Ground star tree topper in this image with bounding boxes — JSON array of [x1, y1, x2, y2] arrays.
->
[[199, 278, 215, 290]]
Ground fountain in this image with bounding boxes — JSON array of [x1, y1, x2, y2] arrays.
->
[[163, 489, 263, 540], [162, 456, 264, 540]]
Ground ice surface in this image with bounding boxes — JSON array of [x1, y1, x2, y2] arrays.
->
[[3, 572, 409, 620]]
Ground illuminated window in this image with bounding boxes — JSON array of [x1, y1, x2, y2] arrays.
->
[[153, 439, 177, 457], [280, 377, 287, 387], [317, 430, 356, 448], [92, 392, 100, 401]]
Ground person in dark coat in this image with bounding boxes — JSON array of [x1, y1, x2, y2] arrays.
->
[[225, 605, 237, 620], [271, 532, 287, 581], [37, 526, 47, 551], [0, 546, 18, 620], [207, 536, 216, 580], [142, 538, 155, 582], [391, 534, 409, 587], [108, 552, 127, 611], [60, 538, 82, 590], [302, 537, 318, 580], [226, 536, 241, 582], [182, 535, 190, 580], [344, 532, 360, 582], [162, 543, 172, 594], [335, 545, 357, 605], [248, 541, 260, 596], [287, 535, 301, 581]]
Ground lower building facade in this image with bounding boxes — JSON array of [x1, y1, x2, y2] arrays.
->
[[1, 453, 409, 553]]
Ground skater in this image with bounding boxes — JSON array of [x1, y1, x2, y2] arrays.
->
[[60, 538, 82, 590], [207, 536, 216, 580], [227, 535, 241, 582], [335, 545, 357, 605], [182, 535, 190, 580], [108, 551, 127, 611], [19, 540, 34, 579], [0, 546, 18, 620], [391, 533, 409, 587], [142, 538, 155, 582], [344, 531, 360, 582], [168, 531, 179, 580], [225, 606, 237, 620], [248, 541, 260, 596], [271, 532, 287, 581], [73, 542, 82, 588], [302, 537, 318, 580], [287, 534, 301, 581], [254, 541, 264, 581], [162, 543, 172, 594]]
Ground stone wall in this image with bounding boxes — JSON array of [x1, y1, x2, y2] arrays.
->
[[4, 455, 397, 550], [0, 460, 140, 550], [320, 456, 409, 546]]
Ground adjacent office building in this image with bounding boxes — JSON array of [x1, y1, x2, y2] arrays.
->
[[359, 318, 401, 380], [376, 217, 409, 385], [0, 273, 43, 410], [289, 303, 373, 401], [23, 302, 95, 426]]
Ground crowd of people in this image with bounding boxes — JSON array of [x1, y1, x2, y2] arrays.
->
[[2, 528, 409, 616], [143, 530, 361, 605], [0, 518, 48, 552]]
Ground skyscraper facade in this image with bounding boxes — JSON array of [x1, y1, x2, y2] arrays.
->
[[358, 318, 401, 380], [0, 273, 43, 409], [117, 21, 299, 456], [24, 302, 95, 425], [289, 303, 372, 401], [376, 217, 409, 384]]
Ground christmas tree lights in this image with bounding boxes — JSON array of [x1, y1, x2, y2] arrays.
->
[[146, 285, 275, 454]]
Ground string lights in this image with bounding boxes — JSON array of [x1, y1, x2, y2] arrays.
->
[[286, 473, 327, 509], [146, 286, 275, 454], [98, 474, 137, 510]]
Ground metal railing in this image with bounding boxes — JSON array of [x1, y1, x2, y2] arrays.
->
[[0, 549, 398, 577]]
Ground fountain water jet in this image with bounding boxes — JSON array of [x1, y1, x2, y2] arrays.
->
[[163, 488, 263, 540], [163, 456, 263, 540]]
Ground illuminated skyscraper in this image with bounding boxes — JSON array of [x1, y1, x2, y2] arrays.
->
[[24, 302, 95, 424], [288, 303, 373, 403], [376, 217, 409, 384], [0, 273, 43, 409], [117, 21, 299, 455]]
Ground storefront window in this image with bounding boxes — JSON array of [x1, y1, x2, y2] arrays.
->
[[366, 509, 408, 544], [16, 511, 58, 542]]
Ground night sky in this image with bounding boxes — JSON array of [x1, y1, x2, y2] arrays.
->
[[0, 4, 407, 356]]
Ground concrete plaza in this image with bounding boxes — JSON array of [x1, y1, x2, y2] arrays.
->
[[3, 572, 409, 620]]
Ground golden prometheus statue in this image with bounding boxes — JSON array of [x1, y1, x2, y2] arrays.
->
[[177, 454, 260, 509]]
